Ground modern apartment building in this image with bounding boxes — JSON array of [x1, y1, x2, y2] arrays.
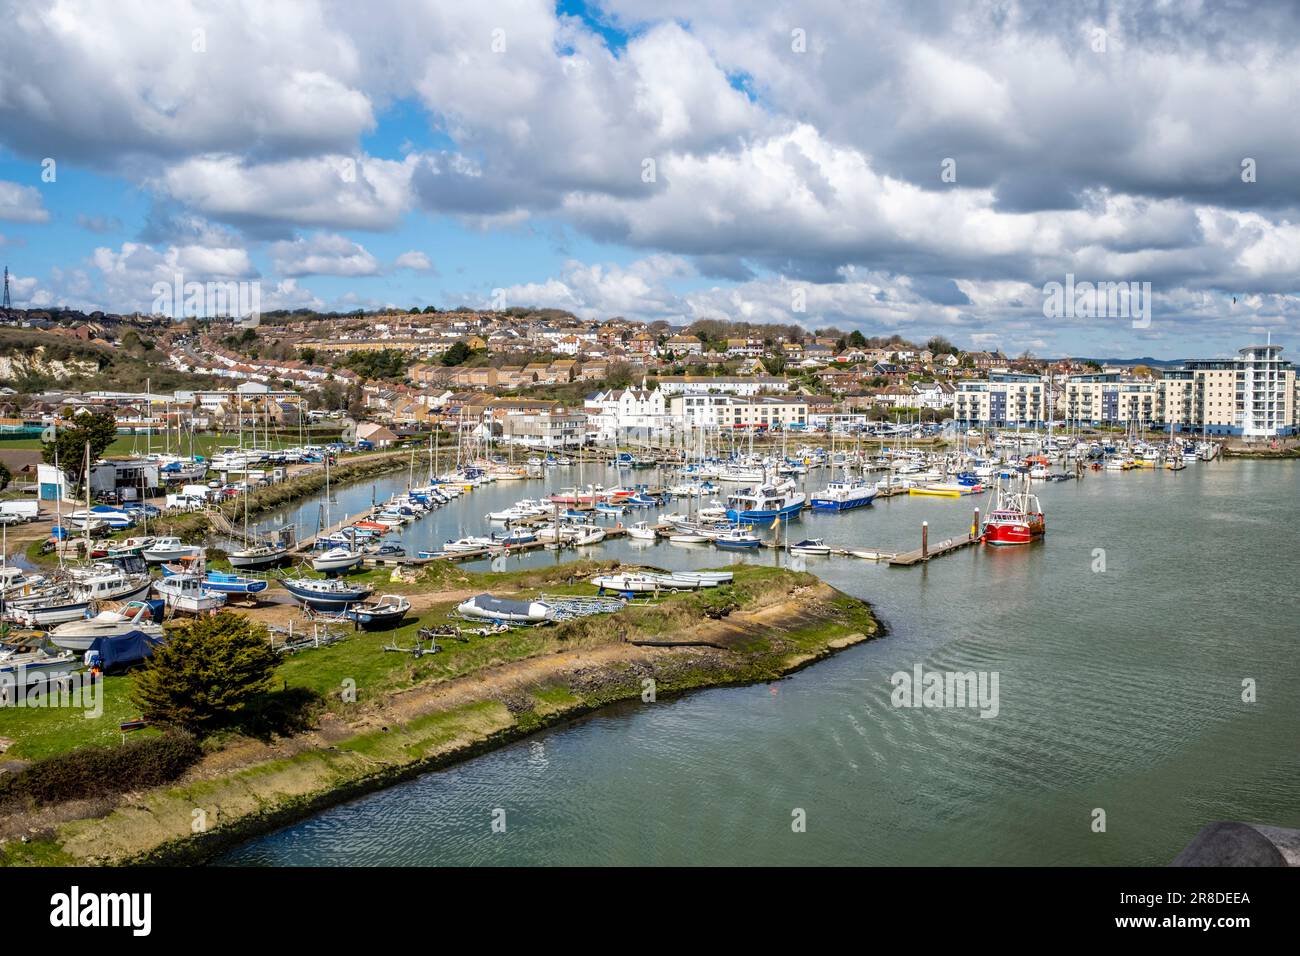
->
[[957, 344, 1297, 437], [669, 394, 809, 430], [954, 372, 1045, 426]]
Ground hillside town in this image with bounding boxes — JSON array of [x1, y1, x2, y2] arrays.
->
[[0, 305, 1295, 468]]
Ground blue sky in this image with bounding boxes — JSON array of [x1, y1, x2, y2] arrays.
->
[[3, 0, 1300, 360]]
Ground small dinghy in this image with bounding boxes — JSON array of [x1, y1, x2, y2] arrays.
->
[[343, 594, 411, 630], [668, 531, 711, 544], [457, 593, 555, 623]]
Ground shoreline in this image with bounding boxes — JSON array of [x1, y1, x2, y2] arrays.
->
[[0, 570, 879, 867]]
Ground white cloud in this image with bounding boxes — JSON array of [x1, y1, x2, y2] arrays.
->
[[269, 232, 380, 277], [0, 181, 49, 223], [156, 153, 416, 231], [394, 250, 435, 273]]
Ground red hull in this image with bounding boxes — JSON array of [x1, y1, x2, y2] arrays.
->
[[983, 514, 1045, 546]]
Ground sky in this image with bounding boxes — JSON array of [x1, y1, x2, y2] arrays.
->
[[1, 0, 1299, 359]]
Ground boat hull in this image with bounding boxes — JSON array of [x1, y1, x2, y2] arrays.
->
[[725, 500, 804, 522], [983, 517, 1046, 546], [809, 492, 877, 511], [227, 549, 290, 570], [280, 580, 373, 611]]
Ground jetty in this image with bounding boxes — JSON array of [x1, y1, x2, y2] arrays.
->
[[887, 514, 982, 566]]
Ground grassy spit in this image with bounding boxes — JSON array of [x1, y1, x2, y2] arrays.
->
[[0, 562, 879, 866]]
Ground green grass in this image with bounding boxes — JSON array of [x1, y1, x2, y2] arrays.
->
[[1, 563, 872, 764], [0, 674, 151, 761], [274, 603, 561, 712]]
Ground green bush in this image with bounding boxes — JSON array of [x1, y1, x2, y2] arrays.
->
[[132, 612, 281, 733], [0, 731, 202, 809]]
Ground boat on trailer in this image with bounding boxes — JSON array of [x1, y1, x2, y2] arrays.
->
[[457, 593, 555, 623]]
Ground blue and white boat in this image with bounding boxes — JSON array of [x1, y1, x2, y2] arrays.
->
[[713, 527, 763, 550], [68, 506, 135, 530], [280, 576, 373, 612], [343, 594, 411, 630], [725, 484, 806, 523], [201, 571, 268, 595], [493, 528, 537, 546], [810, 479, 878, 512]]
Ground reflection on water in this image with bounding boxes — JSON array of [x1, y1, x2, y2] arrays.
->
[[223, 460, 1300, 866]]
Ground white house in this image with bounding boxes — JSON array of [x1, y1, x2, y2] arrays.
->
[[583, 386, 668, 440], [655, 375, 789, 397]]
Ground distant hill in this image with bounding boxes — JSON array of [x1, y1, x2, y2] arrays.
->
[[1071, 356, 1188, 367], [0, 327, 216, 393]]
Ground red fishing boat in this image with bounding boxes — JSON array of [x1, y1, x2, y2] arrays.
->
[[982, 475, 1045, 546]]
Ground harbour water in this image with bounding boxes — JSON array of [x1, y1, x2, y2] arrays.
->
[[224, 459, 1300, 865]]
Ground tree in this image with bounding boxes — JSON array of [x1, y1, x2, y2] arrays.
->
[[927, 336, 957, 355], [605, 361, 635, 389], [0, 461, 10, 491], [41, 410, 120, 485], [848, 330, 867, 347], [441, 341, 472, 366], [132, 612, 281, 733]]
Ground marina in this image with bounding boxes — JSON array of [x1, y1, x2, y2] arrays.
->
[[214, 455, 1300, 866]]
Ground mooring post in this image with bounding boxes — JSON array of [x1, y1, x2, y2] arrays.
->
[[921, 520, 929, 559], [973, 508, 980, 540]]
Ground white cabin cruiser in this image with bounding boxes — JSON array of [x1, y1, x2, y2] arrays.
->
[[142, 537, 203, 563], [48, 601, 164, 652]]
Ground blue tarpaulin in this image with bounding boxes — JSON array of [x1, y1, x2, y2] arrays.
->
[[85, 631, 165, 672]]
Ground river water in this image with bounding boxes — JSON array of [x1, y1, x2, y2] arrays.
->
[[221, 458, 1300, 865]]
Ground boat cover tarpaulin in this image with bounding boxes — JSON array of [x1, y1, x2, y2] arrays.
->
[[461, 593, 552, 621], [86, 632, 165, 672]]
